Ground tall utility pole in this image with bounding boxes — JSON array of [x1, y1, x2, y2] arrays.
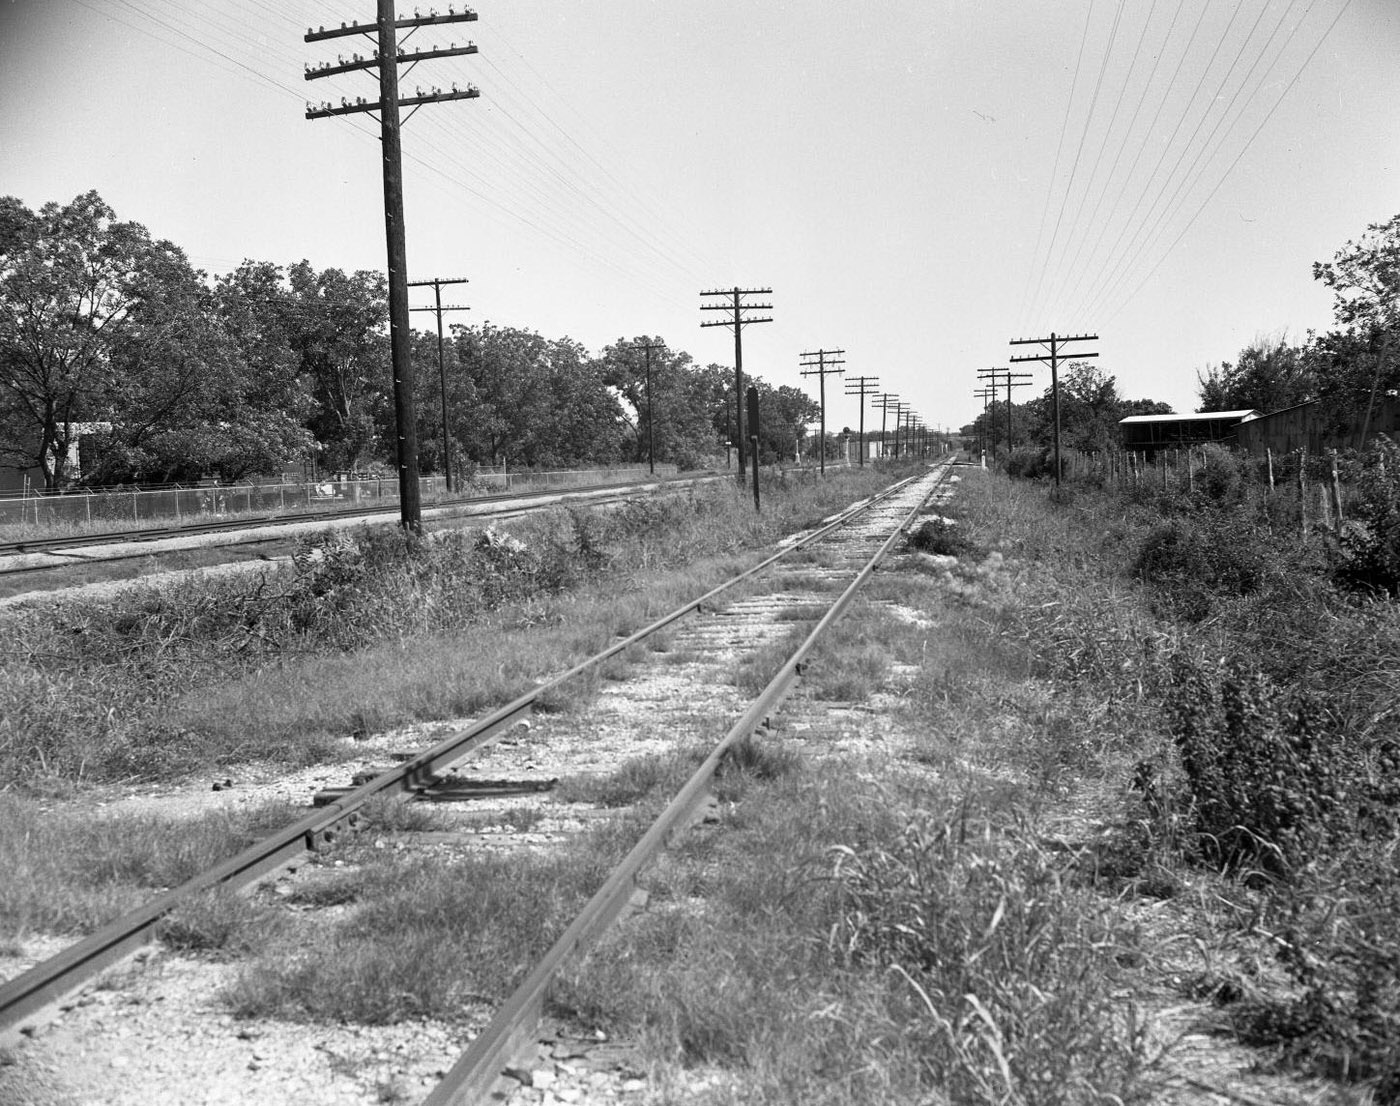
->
[[631, 340, 663, 475], [974, 385, 996, 461], [1002, 370, 1033, 454], [700, 287, 772, 481], [1010, 331, 1099, 486], [874, 393, 899, 461], [305, 5, 479, 532], [408, 277, 469, 493], [843, 375, 879, 467], [799, 348, 845, 474], [896, 403, 914, 459], [976, 367, 1006, 458]]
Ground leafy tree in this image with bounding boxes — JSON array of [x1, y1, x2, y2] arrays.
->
[[600, 337, 727, 469], [1196, 332, 1311, 414], [84, 259, 313, 483], [1023, 362, 1144, 453], [457, 324, 623, 468], [0, 191, 192, 488], [756, 382, 819, 463], [1311, 213, 1400, 440], [285, 261, 390, 472]]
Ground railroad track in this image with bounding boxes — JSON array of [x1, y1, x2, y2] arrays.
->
[[0, 464, 954, 1104]]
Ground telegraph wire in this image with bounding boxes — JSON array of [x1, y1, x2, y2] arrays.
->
[[1016, 0, 1098, 333], [1095, 0, 1354, 325], [1077, 0, 1319, 323], [1025, 0, 1129, 329], [1081, 0, 1311, 320]]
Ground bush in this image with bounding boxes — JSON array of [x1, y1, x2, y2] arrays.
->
[[1005, 446, 1053, 479], [907, 516, 976, 558], [1163, 657, 1355, 874], [1132, 514, 1285, 621], [1336, 437, 1400, 595]]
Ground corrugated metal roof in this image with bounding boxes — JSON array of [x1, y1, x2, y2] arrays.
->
[[1118, 410, 1258, 425]]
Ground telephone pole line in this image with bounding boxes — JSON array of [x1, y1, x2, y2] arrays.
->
[[408, 277, 469, 493], [1010, 331, 1099, 486], [973, 385, 996, 463], [842, 375, 879, 467], [631, 340, 663, 475], [976, 366, 1032, 459], [305, 3, 479, 532], [700, 287, 772, 481], [799, 348, 845, 474], [873, 393, 899, 461]]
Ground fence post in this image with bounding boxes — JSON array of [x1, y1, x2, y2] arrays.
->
[[1298, 450, 1309, 537], [1330, 450, 1344, 525]]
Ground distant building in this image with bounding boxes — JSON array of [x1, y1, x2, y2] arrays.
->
[[1118, 410, 1259, 455], [1234, 397, 1400, 455]]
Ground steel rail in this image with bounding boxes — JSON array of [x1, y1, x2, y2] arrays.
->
[[0, 469, 932, 1041], [0, 471, 722, 559], [425, 466, 951, 1104]]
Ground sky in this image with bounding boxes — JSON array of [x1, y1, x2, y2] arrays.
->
[[1, 0, 1397, 437]]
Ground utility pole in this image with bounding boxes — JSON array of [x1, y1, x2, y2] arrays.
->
[[843, 375, 879, 467], [631, 340, 663, 475], [896, 403, 913, 459], [874, 393, 899, 461], [1010, 331, 1099, 486], [976, 367, 1005, 459], [1003, 370, 1033, 454], [701, 287, 772, 481], [408, 277, 469, 493], [305, 5, 479, 532], [974, 386, 995, 462], [799, 348, 845, 474]]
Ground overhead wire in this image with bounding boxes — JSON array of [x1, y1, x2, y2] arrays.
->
[[1052, 0, 1260, 323], [1037, 0, 1162, 318], [1081, 0, 1310, 320], [1016, 0, 1098, 334], [1024, 0, 1129, 330], [1096, 0, 1352, 326], [69, 0, 720, 321]]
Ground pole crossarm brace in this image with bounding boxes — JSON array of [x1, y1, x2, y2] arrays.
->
[[700, 288, 773, 480], [306, 10, 479, 43], [799, 349, 845, 475], [1008, 332, 1099, 486], [306, 43, 478, 80], [304, 5, 481, 532], [307, 86, 478, 119]]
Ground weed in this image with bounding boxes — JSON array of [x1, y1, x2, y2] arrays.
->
[[156, 887, 286, 953]]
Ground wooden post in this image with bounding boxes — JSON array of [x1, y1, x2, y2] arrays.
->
[[1330, 450, 1344, 525], [1187, 449, 1195, 494], [1298, 450, 1309, 536], [1266, 447, 1275, 491]]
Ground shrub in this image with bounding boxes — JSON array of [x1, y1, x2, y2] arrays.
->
[[1005, 446, 1053, 479], [907, 516, 975, 558], [1336, 437, 1400, 595], [1132, 514, 1285, 620], [1163, 657, 1354, 874]]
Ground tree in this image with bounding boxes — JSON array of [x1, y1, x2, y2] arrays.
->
[[0, 191, 192, 488], [599, 337, 728, 469], [83, 259, 314, 483], [286, 261, 390, 473], [1312, 214, 1400, 442], [1196, 332, 1311, 414]]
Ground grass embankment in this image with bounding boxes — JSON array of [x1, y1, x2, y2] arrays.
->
[[0, 465, 911, 792]]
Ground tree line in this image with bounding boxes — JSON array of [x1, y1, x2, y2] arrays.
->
[[0, 191, 820, 490], [962, 214, 1399, 458]]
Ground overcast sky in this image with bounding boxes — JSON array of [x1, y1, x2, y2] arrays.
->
[[2, 0, 1397, 434]]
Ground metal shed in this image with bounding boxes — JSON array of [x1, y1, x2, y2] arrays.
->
[[1118, 410, 1259, 454]]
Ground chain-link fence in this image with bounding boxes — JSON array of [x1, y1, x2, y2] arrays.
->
[[0, 465, 678, 530]]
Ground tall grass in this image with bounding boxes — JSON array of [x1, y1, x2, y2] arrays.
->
[[1, 469, 906, 790]]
